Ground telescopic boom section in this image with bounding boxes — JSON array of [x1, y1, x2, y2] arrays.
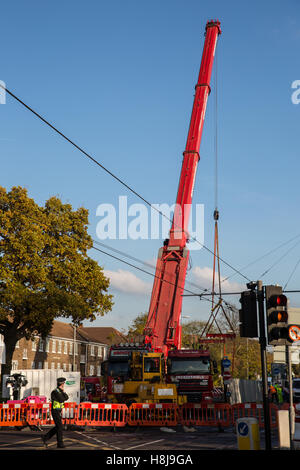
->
[[144, 20, 221, 355]]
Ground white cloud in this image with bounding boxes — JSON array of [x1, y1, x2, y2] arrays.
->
[[191, 266, 246, 293], [104, 269, 152, 295]]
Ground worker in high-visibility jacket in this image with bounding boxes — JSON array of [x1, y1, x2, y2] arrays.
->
[[269, 384, 277, 403], [41, 377, 69, 448], [274, 383, 283, 405]]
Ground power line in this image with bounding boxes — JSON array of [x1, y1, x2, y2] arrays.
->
[[92, 239, 210, 294], [3, 85, 299, 317], [92, 240, 238, 309], [0, 83, 251, 283], [259, 239, 300, 279], [0, 209, 216, 304], [284, 256, 300, 290], [221, 232, 300, 284], [91, 244, 215, 304], [183, 289, 300, 297]]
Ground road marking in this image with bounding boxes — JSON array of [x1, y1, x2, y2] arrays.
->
[[34, 437, 99, 450], [74, 431, 121, 450], [125, 439, 165, 450], [67, 438, 99, 448], [0, 437, 42, 447]]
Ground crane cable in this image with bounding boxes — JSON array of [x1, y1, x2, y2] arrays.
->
[[200, 48, 235, 340]]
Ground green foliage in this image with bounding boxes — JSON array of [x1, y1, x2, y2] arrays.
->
[[0, 186, 113, 374], [181, 320, 208, 348], [231, 338, 261, 379], [127, 312, 148, 337]]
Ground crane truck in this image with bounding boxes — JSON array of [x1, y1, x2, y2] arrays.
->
[[102, 19, 221, 405]]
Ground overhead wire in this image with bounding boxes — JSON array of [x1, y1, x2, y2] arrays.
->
[[92, 239, 210, 295], [0, 210, 216, 305], [258, 238, 300, 279], [221, 232, 300, 284], [284, 256, 300, 290], [91, 244, 215, 304], [0, 83, 251, 284], [4, 85, 299, 312]]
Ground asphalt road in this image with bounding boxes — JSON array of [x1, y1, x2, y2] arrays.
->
[[0, 424, 279, 451]]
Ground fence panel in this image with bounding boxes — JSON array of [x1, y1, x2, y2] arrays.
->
[[76, 403, 127, 427], [179, 403, 231, 427], [231, 402, 278, 428], [25, 403, 53, 426], [128, 403, 178, 427], [0, 404, 28, 427]]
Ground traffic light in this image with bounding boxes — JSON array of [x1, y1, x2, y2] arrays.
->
[[265, 285, 289, 345], [239, 290, 258, 338]]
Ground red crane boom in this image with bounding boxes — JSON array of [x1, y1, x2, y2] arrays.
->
[[144, 20, 221, 356]]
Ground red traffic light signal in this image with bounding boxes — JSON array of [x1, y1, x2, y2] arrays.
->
[[268, 294, 287, 309], [265, 285, 289, 346]]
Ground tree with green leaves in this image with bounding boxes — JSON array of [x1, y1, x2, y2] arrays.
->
[[127, 312, 148, 338], [181, 320, 209, 348], [0, 186, 113, 388]]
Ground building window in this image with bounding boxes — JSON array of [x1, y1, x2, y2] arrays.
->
[[39, 339, 44, 352], [16, 341, 20, 349], [12, 360, 18, 370], [58, 341, 62, 353], [23, 348, 28, 360], [38, 362, 43, 369], [69, 342, 73, 355], [31, 361, 35, 369], [44, 362, 48, 370], [45, 338, 50, 353], [64, 342, 68, 354], [63, 363, 67, 372], [51, 362, 55, 370], [91, 345, 95, 357], [32, 339, 37, 351], [98, 346, 102, 358], [52, 340, 56, 353], [57, 363, 60, 370], [69, 364, 72, 372], [90, 365, 94, 376], [97, 365, 101, 376]]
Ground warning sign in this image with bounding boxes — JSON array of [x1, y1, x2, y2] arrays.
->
[[288, 325, 300, 342]]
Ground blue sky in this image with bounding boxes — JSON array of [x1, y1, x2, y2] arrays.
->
[[1, 0, 300, 332]]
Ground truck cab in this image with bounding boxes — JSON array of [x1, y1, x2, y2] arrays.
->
[[166, 349, 217, 403], [101, 343, 149, 402], [102, 344, 178, 404]]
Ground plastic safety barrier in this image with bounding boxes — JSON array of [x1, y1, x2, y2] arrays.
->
[[0, 401, 283, 429], [25, 402, 78, 427], [128, 403, 178, 427], [0, 403, 28, 427], [76, 402, 128, 427], [231, 402, 278, 429], [25, 403, 53, 426], [61, 402, 78, 426], [179, 403, 231, 427]]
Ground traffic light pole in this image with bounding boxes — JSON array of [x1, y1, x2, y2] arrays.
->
[[257, 280, 272, 450], [285, 345, 295, 449]]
